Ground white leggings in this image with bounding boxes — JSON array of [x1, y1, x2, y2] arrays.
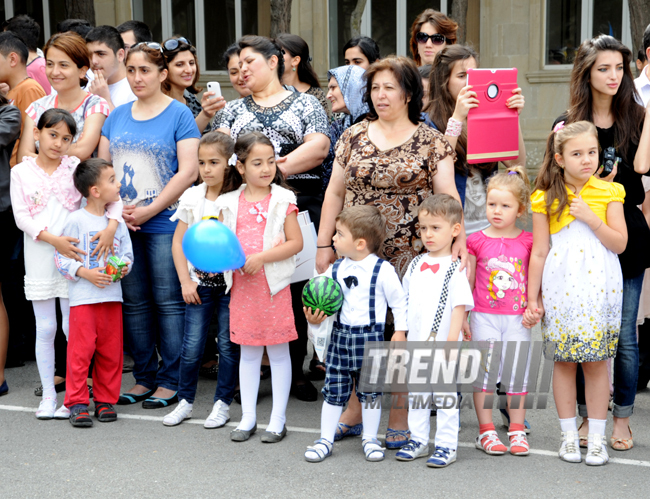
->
[[32, 298, 70, 400], [238, 343, 291, 434]]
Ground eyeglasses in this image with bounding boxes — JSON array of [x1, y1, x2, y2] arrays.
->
[[415, 32, 448, 45], [133, 42, 163, 52], [163, 37, 192, 52]]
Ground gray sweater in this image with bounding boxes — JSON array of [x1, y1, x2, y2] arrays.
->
[[55, 208, 133, 307]]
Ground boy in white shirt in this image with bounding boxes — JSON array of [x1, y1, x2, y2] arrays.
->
[[396, 194, 474, 468], [303, 205, 408, 463]]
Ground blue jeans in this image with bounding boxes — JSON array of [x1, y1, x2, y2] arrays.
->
[[178, 286, 239, 404], [122, 232, 185, 391], [578, 272, 643, 418]]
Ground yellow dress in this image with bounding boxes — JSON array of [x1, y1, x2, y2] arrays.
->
[[531, 177, 625, 362]]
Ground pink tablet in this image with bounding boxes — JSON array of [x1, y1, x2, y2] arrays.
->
[[466, 68, 519, 164]]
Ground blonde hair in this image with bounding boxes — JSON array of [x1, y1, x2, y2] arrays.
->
[[486, 165, 531, 220], [535, 120, 599, 221]]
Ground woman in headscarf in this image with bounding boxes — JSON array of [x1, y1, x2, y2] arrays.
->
[[321, 65, 369, 193]]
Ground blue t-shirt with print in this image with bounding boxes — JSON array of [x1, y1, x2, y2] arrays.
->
[[102, 99, 200, 233]]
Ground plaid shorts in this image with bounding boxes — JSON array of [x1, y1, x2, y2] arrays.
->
[[322, 322, 384, 406]]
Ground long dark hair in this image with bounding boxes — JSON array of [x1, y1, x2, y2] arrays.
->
[[276, 33, 320, 88], [566, 35, 645, 162], [161, 37, 202, 94], [426, 44, 479, 174], [343, 36, 380, 64], [409, 9, 458, 66], [221, 132, 293, 194]]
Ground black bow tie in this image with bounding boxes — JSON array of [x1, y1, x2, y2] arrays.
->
[[343, 276, 358, 289]]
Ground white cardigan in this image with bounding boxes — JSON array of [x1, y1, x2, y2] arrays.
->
[[215, 184, 297, 296], [170, 183, 235, 293]]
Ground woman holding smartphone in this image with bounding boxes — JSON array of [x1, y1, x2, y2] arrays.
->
[[213, 35, 329, 402], [161, 36, 223, 133]]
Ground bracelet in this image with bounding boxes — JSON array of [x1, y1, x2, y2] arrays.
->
[[317, 245, 333, 249], [593, 220, 604, 231], [445, 117, 463, 137]]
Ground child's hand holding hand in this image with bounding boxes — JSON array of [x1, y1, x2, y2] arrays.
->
[[304, 307, 328, 325], [522, 302, 544, 329], [569, 196, 599, 227], [54, 236, 86, 262], [461, 318, 471, 341], [391, 330, 407, 342], [78, 267, 113, 288], [243, 253, 265, 275], [181, 280, 202, 305]]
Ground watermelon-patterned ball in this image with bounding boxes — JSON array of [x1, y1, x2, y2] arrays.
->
[[302, 276, 344, 316]]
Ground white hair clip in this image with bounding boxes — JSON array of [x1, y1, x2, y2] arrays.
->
[[228, 154, 237, 166]]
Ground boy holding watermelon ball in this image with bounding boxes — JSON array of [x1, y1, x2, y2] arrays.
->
[[55, 159, 133, 427], [303, 205, 408, 463]]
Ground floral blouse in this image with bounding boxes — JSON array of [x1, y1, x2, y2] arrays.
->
[[335, 120, 455, 277]]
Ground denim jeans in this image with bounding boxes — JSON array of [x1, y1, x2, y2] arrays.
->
[[178, 286, 239, 404], [577, 272, 643, 418], [121, 232, 185, 391]]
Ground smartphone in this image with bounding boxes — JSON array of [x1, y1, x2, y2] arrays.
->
[[206, 81, 221, 99], [466, 68, 519, 164]]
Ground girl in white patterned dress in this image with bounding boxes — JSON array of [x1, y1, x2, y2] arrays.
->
[[525, 121, 627, 466]]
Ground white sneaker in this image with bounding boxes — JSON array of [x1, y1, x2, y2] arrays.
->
[[204, 400, 230, 429], [585, 433, 609, 466], [395, 440, 430, 461], [36, 398, 57, 420], [559, 431, 582, 463], [53, 405, 71, 419], [162, 399, 193, 426]]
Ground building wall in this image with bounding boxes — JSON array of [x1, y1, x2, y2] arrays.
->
[[480, 0, 571, 177], [92, 0, 565, 177]]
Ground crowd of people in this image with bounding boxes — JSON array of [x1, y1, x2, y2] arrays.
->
[[0, 7, 649, 469]]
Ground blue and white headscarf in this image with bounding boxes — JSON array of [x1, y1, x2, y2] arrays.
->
[[327, 65, 369, 124]]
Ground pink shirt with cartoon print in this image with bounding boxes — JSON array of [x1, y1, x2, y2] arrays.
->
[[467, 230, 533, 315]]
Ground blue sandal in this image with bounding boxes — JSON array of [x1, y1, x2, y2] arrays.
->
[[142, 391, 179, 409], [334, 422, 363, 441], [385, 428, 411, 449]]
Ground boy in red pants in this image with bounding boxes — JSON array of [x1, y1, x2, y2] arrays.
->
[[55, 158, 133, 427]]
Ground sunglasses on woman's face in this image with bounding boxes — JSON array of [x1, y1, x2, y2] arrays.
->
[[133, 42, 163, 52], [416, 32, 448, 45], [163, 37, 192, 52]]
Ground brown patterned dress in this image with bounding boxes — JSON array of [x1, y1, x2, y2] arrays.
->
[[335, 120, 455, 277]]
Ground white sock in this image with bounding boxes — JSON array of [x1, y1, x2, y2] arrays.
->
[[266, 343, 292, 433], [361, 399, 382, 441], [238, 345, 263, 431], [32, 299, 58, 400], [321, 402, 344, 443], [588, 418, 606, 437], [559, 417, 578, 433]]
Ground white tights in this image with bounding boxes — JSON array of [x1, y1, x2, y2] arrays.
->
[[238, 343, 291, 433], [32, 299, 69, 400]]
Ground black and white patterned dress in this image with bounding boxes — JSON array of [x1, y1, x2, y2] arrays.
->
[[213, 92, 330, 225]]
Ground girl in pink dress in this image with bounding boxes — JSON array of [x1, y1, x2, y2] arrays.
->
[[215, 132, 303, 443]]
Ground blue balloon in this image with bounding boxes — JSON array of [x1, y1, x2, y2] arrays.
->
[[182, 219, 246, 273]]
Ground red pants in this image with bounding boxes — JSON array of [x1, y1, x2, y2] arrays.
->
[[64, 302, 123, 407]]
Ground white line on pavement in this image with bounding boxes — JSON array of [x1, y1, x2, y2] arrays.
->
[[2, 403, 648, 467]]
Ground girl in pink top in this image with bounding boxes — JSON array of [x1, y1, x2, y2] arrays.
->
[[215, 132, 303, 443], [465, 165, 533, 457], [10, 109, 121, 420]]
